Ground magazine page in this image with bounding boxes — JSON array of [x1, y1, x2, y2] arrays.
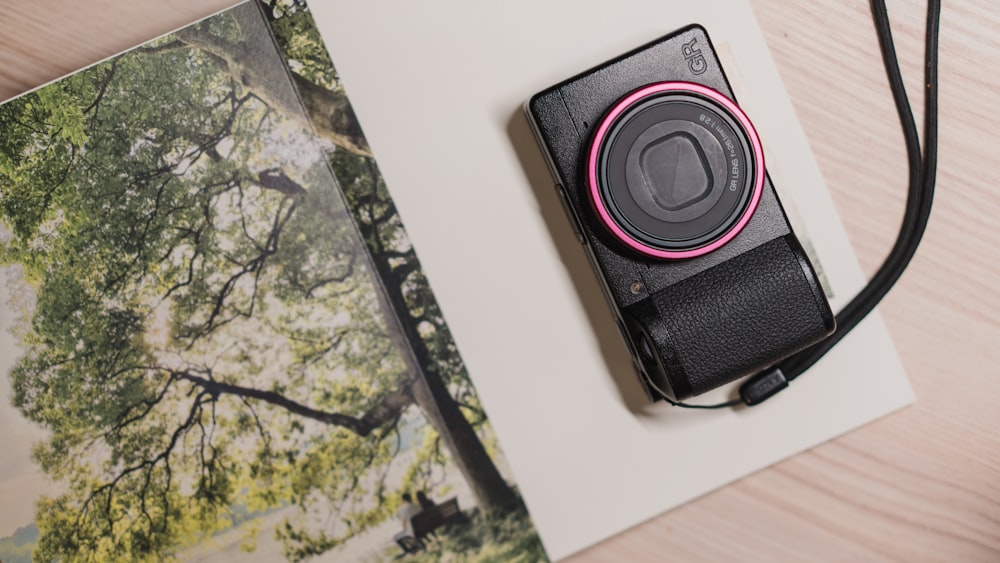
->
[[0, 1, 546, 561]]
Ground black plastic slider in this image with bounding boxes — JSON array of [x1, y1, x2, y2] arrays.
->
[[739, 367, 788, 406]]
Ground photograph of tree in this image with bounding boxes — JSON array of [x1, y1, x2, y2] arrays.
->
[[0, 1, 547, 561]]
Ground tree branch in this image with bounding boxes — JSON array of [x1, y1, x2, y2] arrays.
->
[[174, 369, 413, 437], [84, 59, 120, 118], [78, 390, 211, 535], [390, 260, 419, 286], [177, 198, 296, 346], [254, 168, 307, 198], [292, 250, 358, 299], [136, 39, 188, 55]]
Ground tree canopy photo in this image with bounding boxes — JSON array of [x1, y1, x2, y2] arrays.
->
[[0, 1, 545, 561]]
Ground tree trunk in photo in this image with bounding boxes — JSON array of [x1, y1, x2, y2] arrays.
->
[[408, 340, 520, 516], [325, 190, 518, 515], [363, 245, 519, 515]]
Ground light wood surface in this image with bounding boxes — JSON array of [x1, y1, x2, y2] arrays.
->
[[1, 0, 997, 560]]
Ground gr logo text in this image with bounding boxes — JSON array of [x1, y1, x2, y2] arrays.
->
[[682, 38, 707, 75]]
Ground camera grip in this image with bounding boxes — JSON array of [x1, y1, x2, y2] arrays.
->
[[625, 235, 834, 400]]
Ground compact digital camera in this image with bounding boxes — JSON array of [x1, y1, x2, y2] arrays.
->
[[526, 25, 835, 402]]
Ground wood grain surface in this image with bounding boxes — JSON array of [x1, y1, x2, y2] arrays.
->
[[1, 0, 997, 560]]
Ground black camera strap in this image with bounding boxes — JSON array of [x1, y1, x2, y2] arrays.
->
[[668, 0, 942, 409]]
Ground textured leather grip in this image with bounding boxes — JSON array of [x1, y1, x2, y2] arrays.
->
[[625, 235, 834, 399]]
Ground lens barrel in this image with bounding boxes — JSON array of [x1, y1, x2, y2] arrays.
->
[[587, 82, 765, 259]]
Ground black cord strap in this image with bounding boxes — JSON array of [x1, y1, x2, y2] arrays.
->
[[779, 0, 940, 382], [673, 0, 941, 409]]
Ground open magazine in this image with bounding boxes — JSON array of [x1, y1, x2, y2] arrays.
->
[[1, 1, 918, 561], [0, 1, 546, 561]]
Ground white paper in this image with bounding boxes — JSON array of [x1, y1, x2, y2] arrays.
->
[[307, 1, 914, 559]]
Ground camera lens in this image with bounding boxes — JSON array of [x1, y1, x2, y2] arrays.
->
[[587, 82, 765, 259]]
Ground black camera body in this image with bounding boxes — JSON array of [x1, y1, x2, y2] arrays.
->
[[526, 25, 835, 402]]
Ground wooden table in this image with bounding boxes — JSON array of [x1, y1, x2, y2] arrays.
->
[[1, 0, 997, 560]]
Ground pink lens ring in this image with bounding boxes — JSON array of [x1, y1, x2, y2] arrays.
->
[[586, 81, 765, 259]]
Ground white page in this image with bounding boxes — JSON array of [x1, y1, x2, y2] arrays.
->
[[307, 1, 914, 559]]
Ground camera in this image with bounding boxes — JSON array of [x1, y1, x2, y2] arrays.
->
[[526, 25, 835, 402]]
